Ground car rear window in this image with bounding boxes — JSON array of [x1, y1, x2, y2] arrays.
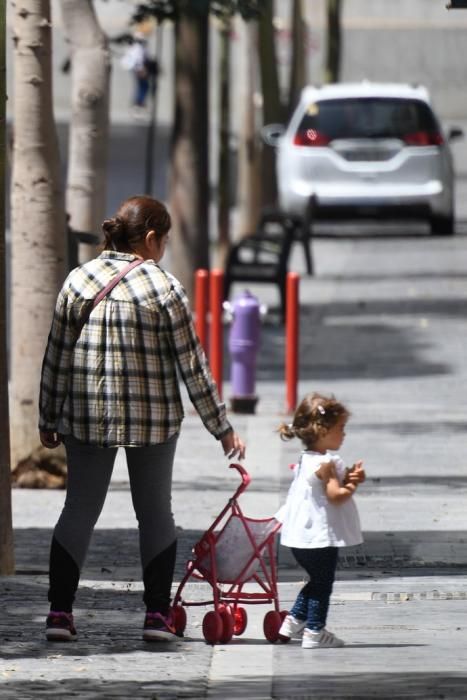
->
[[295, 98, 440, 141]]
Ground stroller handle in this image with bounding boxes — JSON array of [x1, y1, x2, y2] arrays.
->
[[229, 463, 251, 497]]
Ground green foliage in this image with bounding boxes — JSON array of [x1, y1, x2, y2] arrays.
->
[[131, 0, 262, 24]]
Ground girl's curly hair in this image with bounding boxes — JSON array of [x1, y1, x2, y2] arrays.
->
[[277, 392, 349, 449]]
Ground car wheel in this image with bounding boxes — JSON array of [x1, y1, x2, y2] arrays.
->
[[430, 213, 455, 236]]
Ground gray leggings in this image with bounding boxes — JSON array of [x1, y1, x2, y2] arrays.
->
[[54, 434, 178, 571]]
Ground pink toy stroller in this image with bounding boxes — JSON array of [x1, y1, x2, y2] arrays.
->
[[171, 464, 288, 644]]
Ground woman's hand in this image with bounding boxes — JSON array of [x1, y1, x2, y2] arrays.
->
[[221, 431, 246, 461], [39, 430, 62, 449]]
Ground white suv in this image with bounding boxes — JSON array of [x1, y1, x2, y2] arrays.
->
[[270, 82, 463, 235]]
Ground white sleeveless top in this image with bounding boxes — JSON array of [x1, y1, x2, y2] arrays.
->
[[275, 450, 363, 549]]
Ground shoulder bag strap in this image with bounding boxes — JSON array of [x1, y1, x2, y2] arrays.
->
[[76, 258, 144, 336]]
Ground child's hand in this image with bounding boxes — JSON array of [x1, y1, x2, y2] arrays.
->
[[345, 460, 365, 485], [353, 460, 366, 483]]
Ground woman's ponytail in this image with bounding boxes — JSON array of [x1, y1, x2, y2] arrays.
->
[[102, 215, 127, 250], [101, 196, 171, 252]]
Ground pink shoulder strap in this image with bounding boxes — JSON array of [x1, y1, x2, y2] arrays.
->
[[76, 258, 144, 335], [91, 258, 144, 309]]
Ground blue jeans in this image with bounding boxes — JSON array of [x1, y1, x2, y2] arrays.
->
[[290, 546, 338, 631], [134, 74, 149, 107]]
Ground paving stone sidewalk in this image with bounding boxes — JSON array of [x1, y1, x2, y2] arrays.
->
[[2, 228, 467, 698]]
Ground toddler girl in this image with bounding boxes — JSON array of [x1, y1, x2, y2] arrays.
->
[[276, 392, 365, 649]]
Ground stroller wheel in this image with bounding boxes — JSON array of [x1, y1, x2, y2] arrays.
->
[[219, 608, 234, 644], [263, 610, 282, 643], [203, 611, 223, 644], [172, 605, 187, 635], [232, 606, 248, 636]]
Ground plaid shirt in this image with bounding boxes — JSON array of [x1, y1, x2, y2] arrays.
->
[[39, 251, 232, 447]]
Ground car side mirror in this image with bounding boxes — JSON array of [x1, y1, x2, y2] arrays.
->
[[261, 123, 286, 147], [448, 126, 464, 143]]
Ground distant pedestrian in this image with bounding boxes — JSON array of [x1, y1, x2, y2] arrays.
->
[[39, 194, 246, 643], [121, 33, 158, 111], [275, 392, 365, 648]]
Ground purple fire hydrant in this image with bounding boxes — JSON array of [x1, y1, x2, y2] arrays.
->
[[228, 290, 261, 414]]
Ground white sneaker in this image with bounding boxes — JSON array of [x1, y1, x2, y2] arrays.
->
[[278, 614, 307, 640], [302, 627, 345, 649]]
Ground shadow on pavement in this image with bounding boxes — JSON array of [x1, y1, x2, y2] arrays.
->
[[279, 529, 467, 574], [1, 673, 467, 700], [12, 527, 206, 581], [0, 678, 206, 700], [12, 527, 467, 583], [271, 671, 467, 699], [1, 671, 466, 700], [321, 271, 467, 281], [254, 295, 462, 381]]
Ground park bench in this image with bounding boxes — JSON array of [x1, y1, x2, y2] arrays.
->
[[223, 209, 311, 318]]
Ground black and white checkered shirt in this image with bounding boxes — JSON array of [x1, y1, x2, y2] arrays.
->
[[39, 251, 232, 447]]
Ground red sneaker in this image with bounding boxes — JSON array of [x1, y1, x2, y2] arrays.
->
[[46, 611, 77, 641], [143, 611, 180, 642]]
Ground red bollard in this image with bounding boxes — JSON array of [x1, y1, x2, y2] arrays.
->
[[194, 269, 209, 355], [285, 272, 300, 413], [209, 269, 224, 398]]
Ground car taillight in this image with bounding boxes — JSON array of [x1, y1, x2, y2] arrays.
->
[[403, 131, 444, 146], [293, 129, 330, 146]]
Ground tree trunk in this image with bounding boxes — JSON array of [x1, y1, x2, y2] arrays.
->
[[325, 0, 342, 84], [236, 19, 261, 238], [0, 2, 14, 574], [288, 0, 307, 117], [10, 0, 66, 469], [60, 0, 111, 261], [216, 16, 231, 268], [169, 12, 209, 301], [257, 0, 282, 208]]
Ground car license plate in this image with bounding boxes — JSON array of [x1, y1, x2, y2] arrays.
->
[[343, 149, 392, 162]]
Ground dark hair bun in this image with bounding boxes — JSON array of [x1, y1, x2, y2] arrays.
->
[[102, 196, 171, 252], [102, 216, 127, 248]]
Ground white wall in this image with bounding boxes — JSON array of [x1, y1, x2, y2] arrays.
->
[[274, 0, 467, 120]]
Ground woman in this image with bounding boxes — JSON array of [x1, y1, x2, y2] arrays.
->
[[39, 195, 245, 642]]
